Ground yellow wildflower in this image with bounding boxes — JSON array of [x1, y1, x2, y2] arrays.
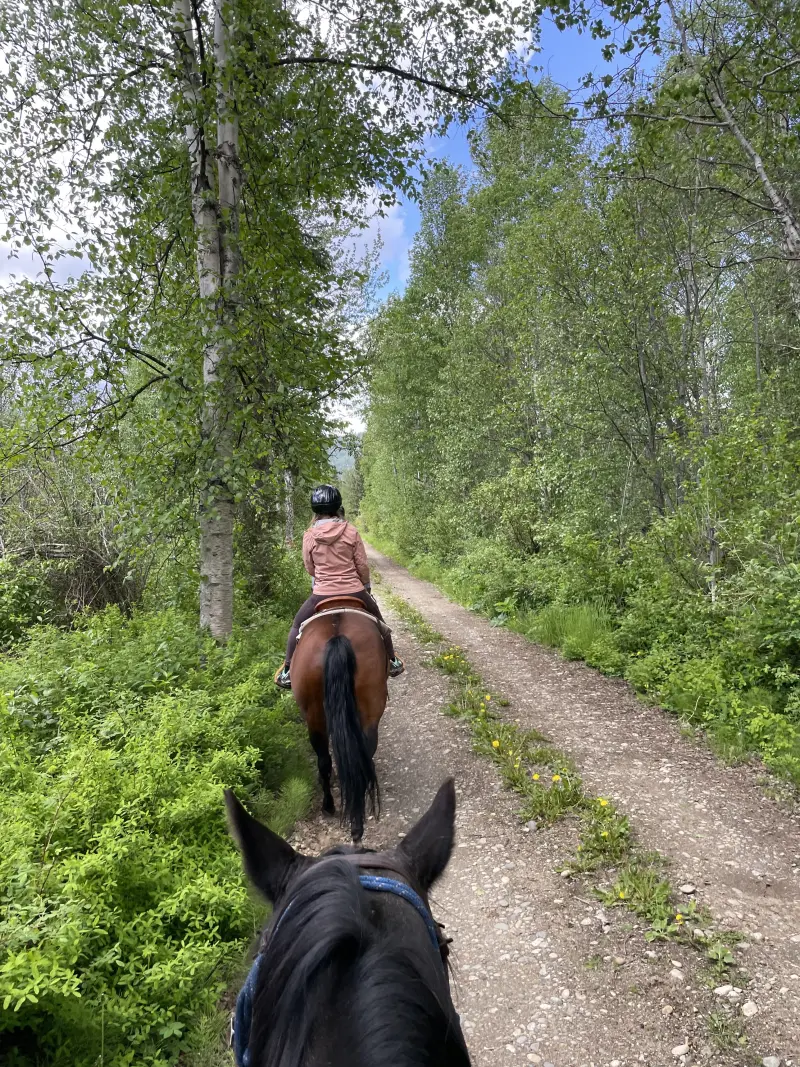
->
[[492, 740, 500, 749], [675, 913, 684, 924], [600, 830, 609, 838], [619, 891, 626, 900], [552, 774, 561, 783], [485, 694, 492, 702], [599, 798, 609, 807], [532, 773, 540, 781]]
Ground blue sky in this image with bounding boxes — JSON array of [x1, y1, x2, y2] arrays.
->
[[373, 16, 651, 296]]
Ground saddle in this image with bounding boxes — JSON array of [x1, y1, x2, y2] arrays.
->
[[296, 596, 392, 641]]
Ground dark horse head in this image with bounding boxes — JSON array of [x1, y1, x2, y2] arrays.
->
[[225, 778, 471, 1067]]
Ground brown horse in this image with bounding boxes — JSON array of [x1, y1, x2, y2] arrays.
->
[[290, 596, 389, 842]]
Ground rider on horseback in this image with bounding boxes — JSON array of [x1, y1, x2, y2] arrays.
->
[[274, 484, 405, 689]]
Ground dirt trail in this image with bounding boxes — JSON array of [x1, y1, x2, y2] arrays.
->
[[289, 568, 799, 1067]]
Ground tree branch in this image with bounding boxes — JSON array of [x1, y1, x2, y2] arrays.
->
[[263, 54, 503, 117]]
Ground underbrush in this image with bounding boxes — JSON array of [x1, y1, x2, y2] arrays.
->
[[367, 531, 800, 788], [0, 604, 313, 1067]]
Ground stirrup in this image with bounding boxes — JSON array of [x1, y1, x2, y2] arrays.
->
[[274, 664, 292, 690], [388, 657, 405, 678]]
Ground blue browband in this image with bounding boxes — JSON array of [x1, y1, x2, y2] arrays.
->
[[232, 874, 442, 1067]]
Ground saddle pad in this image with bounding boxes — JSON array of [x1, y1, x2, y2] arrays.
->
[[296, 606, 391, 641]]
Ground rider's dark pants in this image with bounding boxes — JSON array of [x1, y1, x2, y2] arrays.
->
[[285, 589, 395, 666]]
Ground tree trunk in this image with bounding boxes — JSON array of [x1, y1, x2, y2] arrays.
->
[[175, 0, 238, 640], [284, 469, 295, 546]]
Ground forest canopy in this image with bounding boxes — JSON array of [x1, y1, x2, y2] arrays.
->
[[360, 3, 800, 782]]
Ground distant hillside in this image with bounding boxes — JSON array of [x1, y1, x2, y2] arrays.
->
[[329, 437, 361, 475]]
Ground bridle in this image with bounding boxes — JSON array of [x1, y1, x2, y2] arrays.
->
[[230, 853, 452, 1067]]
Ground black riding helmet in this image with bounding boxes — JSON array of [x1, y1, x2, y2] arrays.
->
[[311, 484, 342, 515]]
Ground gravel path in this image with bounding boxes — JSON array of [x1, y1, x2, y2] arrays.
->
[[289, 571, 799, 1067]]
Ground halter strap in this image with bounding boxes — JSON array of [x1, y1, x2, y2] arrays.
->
[[231, 873, 445, 1067]]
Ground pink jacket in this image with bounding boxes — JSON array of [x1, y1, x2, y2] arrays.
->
[[302, 519, 370, 596]]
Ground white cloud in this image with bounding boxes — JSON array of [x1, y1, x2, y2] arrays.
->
[[346, 197, 413, 290], [0, 243, 91, 290]]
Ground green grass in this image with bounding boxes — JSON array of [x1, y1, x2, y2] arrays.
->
[[382, 588, 443, 645]]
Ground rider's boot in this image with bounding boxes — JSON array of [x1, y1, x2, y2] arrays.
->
[[274, 663, 292, 689], [388, 656, 405, 678]]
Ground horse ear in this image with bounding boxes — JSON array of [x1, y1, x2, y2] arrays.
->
[[398, 778, 456, 892], [225, 789, 301, 903]]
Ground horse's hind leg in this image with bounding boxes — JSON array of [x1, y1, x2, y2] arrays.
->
[[309, 730, 335, 815]]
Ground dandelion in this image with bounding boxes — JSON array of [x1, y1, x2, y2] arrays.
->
[[492, 740, 500, 749], [552, 774, 562, 783], [675, 913, 684, 924], [618, 891, 626, 900], [600, 830, 609, 838], [532, 773, 540, 781], [485, 694, 492, 702], [598, 798, 609, 807]]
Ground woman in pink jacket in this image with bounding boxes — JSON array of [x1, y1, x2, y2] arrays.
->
[[274, 484, 404, 689]]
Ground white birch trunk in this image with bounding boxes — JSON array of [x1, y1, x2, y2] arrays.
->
[[175, 0, 236, 639], [284, 469, 295, 546]]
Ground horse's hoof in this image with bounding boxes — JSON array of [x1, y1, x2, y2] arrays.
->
[[322, 797, 335, 816]]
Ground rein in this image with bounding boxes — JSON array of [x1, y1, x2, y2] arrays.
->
[[231, 868, 449, 1067]]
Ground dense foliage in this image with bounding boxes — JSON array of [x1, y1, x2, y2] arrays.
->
[[0, 0, 543, 634], [0, 572, 312, 1065], [361, 71, 800, 783]]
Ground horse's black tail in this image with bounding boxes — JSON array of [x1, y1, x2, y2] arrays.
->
[[323, 634, 378, 839]]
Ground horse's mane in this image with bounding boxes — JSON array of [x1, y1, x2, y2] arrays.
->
[[250, 858, 469, 1067]]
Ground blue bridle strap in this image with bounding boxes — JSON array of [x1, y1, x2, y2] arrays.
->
[[356, 875, 442, 953], [232, 874, 442, 1067]]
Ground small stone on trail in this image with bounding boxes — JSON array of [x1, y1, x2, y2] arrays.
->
[[713, 984, 733, 997], [581, 917, 593, 926], [762, 1057, 782, 1067], [671, 960, 683, 968], [669, 968, 685, 982], [526, 820, 537, 831], [611, 1060, 621, 1066], [662, 1005, 674, 1016], [742, 1000, 759, 1018], [680, 884, 696, 894], [527, 1057, 542, 1065], [613, 956, 625, 965], [672, 1044, 689, 1057]]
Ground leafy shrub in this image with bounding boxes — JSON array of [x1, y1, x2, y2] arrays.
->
[[0, 605, 312, 1066], [0, 558, 65, 646], [439, 541, 527, 613], [584, 634, 626, 676]]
